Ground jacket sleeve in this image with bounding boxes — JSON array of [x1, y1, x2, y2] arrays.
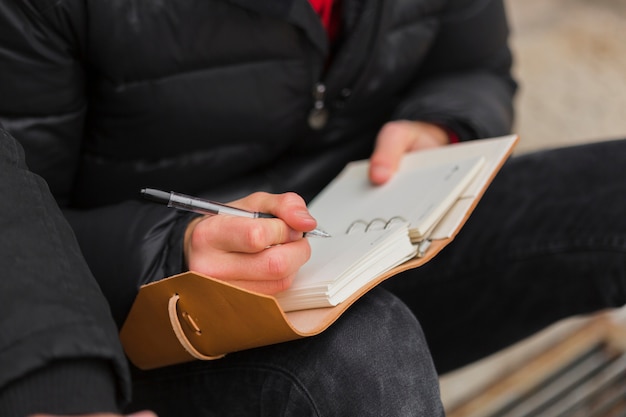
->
[[392, 0, 517, 140], [0, 0, 189, 325], [0, 126, 131, 413]]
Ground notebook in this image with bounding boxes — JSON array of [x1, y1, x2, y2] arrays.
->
[[274, 153, 486, 311]]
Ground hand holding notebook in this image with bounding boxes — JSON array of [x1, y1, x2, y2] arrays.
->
[[274, 152, 486, 311]]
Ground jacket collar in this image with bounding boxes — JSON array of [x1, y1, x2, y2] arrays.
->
[[224, 0, 293, 17], [224, 0, 328, 54]]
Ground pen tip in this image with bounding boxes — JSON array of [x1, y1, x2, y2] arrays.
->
[[305, 229, 332, 238]]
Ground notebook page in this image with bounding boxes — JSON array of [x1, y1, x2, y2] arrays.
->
[[274, 223, 415, 311], [309, 154, 484, 238]]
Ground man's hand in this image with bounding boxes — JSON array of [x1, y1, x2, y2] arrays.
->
[[369, 120, 450, 185], [184, 192, 316, 294]]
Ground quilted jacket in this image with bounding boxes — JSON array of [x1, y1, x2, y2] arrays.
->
[[0, 126, 130, 413]]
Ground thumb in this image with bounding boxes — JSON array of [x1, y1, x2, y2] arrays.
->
[[369, 121, 451, 184], [369, 122, 414, 185]]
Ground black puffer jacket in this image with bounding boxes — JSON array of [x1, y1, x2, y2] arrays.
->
[[0, 126, 130, 414], [0, 0, 515, 325]]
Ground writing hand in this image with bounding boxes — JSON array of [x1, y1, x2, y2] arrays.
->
[[183, 192, 316, 294], [368, 120, 450, 185]]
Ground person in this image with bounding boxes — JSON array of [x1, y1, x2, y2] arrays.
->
[[0, 126, 157, 417], [1, 0, 625, 413], [0, 1, 446, 413]]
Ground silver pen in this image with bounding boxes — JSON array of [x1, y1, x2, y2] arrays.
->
[[141, 188, 331, 238]]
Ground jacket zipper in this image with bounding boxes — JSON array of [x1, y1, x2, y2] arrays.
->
[[306, 1, 379, 131], [308, 82, 329, 130]]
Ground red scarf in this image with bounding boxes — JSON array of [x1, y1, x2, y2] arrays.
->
[[308, 0, 341, 41]]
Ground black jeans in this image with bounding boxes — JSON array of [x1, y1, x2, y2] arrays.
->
[[383, 138, 626, 373], [128, 288, 445, 417]]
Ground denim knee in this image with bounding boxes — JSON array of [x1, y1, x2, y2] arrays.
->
[[265, 288, 444, 417]]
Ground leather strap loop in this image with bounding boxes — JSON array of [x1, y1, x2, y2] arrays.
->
[[168, 294, 225, 360]]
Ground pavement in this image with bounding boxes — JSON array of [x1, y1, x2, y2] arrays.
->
[[439, 0, 626, 410], [505, 0, 626, 154]]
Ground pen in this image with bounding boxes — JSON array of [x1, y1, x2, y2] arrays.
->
[[140, 188, 331, 238]]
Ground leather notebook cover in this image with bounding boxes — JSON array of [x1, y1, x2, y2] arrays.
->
[[120, 240, 447, 370]]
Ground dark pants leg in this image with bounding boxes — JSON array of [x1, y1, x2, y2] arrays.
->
[[383, 139, 626, 374], [126, 288, 445, 417]]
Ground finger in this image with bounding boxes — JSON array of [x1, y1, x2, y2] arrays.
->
[[229, 192, 318, 232], [190, 214, 301, 254], [369, 121, 453, 184], [369, 121, 415, 185], [190, 238, 311, 287]]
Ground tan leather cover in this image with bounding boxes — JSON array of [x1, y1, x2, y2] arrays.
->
[[119, 240, 447, 370], [120, 136, 518, 370]]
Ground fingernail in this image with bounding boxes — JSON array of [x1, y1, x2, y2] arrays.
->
[[290, 229, 304, 241], [294, 210, 314, 221], [371, 165, 391, 183]]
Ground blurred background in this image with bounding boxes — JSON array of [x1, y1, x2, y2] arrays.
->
[[440, 0, 626, 413], [506, 0, 626, 154]]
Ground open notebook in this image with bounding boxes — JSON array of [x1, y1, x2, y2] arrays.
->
[[120, 134, 518, 369], [274, 152, 485, 311]]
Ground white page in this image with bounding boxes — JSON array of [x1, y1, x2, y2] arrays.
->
[[403, 135, 518, 198], [275, 223, 416, 311], [309, 154, 484, 238]]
